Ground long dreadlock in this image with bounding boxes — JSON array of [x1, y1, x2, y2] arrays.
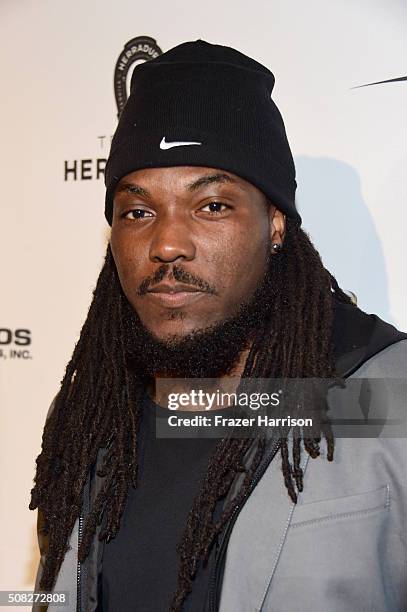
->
[[29, 217, 353, 610]]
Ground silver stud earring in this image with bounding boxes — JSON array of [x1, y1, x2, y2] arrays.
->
[[272, 243, 282, 253]]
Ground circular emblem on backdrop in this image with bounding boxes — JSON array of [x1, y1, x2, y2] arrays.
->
[[114, 36, 163, 116]]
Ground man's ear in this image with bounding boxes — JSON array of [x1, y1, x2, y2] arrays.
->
[[269, 205, 286, 248]]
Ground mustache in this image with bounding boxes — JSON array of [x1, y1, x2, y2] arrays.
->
[[137, 264, 218, 296]]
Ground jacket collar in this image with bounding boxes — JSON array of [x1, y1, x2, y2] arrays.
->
[[332, 297, 407, 377]]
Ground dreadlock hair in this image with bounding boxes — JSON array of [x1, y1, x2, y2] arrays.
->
[[29, 217, 353, 610]]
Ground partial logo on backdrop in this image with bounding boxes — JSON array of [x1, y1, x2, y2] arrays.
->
[[114, 36, 163, 116], [352, 74, 407, 89], [0, 328, 32, 360], [64, 35, 163, 183]]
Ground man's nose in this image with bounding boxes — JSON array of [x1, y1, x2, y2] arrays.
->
[[149, 218, 196, 263]]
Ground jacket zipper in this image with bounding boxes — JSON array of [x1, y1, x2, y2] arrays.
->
[[207, 438, 282, 612], [77, 515, 83, 612]]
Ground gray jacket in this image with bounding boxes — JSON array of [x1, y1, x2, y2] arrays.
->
[[32, 330, 407, 611]]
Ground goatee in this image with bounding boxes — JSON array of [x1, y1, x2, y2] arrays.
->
[[121, 253, 278, 379]]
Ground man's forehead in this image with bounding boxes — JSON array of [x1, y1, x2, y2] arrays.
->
[[114, 167, 250, 196]]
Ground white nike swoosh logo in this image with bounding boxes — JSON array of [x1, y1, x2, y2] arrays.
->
[[160, 137, 202, 150]]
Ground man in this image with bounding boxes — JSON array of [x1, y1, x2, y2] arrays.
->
[[30, 40, 407, 611]]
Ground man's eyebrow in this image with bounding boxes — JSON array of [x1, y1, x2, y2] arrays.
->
[[115, 183, 151, 198], [186, 173, 238, 192], [115, 173, 238, 198]]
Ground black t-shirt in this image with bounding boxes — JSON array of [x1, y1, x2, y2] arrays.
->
[[101, 394, 224, 611]]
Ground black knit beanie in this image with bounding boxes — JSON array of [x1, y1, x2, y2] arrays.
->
[[104, 39, 301, 226]]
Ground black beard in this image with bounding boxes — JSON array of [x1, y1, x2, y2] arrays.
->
[[121, 253, 278, 379]]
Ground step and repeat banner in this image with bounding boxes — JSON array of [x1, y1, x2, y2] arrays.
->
[[1, 0, 406, 605]]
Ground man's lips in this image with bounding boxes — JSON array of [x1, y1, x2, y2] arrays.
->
[[147, 283, 202, 294], [145, 282, 208, 307]]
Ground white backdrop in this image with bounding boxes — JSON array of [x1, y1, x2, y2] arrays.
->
[[1, 0, 406, 607]]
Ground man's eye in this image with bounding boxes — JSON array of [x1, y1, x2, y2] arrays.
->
[[124, 209, 154, 220], [200, 202, 229, 215]]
